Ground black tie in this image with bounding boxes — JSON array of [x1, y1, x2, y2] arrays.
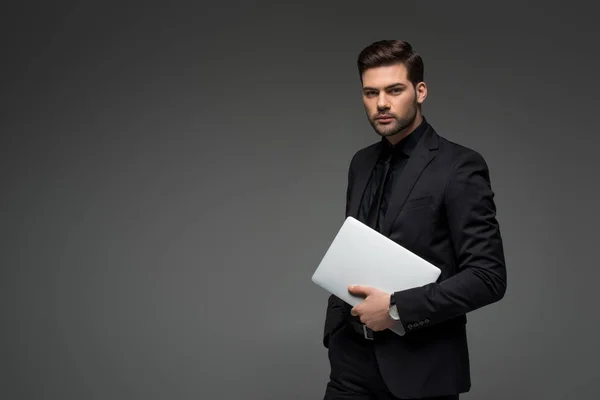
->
[[366, 152, 392, 232]]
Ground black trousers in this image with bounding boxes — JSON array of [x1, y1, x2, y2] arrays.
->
[[324, 323, 459, 400]]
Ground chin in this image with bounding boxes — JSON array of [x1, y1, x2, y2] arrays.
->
[[376, 125, 401, 137]]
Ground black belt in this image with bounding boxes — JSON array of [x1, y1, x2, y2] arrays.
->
[[347, 316, 375, 340]]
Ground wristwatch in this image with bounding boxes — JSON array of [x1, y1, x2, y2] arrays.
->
[[388, 293, 400, 321]]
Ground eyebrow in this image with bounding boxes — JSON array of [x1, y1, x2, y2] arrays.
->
[[362, 83, 406, 91]]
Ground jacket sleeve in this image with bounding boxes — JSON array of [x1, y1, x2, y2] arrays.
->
[[323, 154, 356, 347], [393, 150, 507, 333]]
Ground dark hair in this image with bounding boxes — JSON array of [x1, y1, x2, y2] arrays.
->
[[357, 40, 424, 86]]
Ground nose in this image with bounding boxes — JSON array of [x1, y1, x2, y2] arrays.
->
[[377, 93, 390, 110]]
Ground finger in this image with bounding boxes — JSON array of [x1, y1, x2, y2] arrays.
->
[[350, 306, 359, 316], [348, 284, 371, 296]]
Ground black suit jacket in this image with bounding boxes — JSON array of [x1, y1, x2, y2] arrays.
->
[[323, 124, 507, 398]]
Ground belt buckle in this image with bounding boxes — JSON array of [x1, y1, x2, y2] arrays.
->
[[362, 324, 374, 340]]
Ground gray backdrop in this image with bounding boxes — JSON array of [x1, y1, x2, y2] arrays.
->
[[2, 2, 599, 399]]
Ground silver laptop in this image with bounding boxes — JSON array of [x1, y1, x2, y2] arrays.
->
[[311, 216, 441, 335]]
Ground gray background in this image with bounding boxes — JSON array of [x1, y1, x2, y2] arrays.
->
[[2, 1, 599, 399]]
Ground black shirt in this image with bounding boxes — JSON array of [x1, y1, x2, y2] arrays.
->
[[358, 117, 429, 232]]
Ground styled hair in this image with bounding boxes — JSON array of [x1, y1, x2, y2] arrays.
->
[[357, 40, 424, 86]]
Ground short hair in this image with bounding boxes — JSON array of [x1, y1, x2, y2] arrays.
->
[[357, 40, 424, 87]]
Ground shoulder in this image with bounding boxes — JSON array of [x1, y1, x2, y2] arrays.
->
[[437, 134, 491, 178], [433, 135, 495, 201], [348, 141, 380, 169], [353, 141, 380, 159]]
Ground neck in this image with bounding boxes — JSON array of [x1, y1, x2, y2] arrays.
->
[[385, 113, 423, 146]]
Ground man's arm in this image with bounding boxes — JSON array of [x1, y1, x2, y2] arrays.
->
[[323, 294, 346, 348], [323, 154, 356, 347], [392, 150, 507, 333]]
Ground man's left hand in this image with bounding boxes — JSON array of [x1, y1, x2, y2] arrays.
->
[[348, 284, 397, 331]]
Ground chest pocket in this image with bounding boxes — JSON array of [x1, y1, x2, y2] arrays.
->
[[402, 194, 433, 211], [392, 193, 436, 249]]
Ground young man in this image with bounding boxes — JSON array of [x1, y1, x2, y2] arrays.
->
[[322, 40, 507, 400]]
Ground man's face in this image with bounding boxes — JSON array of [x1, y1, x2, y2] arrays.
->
[[361, 63, 426, 141]]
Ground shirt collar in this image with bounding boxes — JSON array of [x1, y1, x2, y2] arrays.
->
[[380, 116, 429, 158]]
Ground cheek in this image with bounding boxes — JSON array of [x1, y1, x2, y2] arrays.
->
[[394, 97, 415, 112]]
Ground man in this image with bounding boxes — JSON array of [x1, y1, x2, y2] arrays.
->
[[322, 40, 507, 400]]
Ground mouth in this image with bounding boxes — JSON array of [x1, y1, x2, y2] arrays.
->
[[375, 115, 394, 122]]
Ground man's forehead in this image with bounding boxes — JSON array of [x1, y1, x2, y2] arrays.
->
[[362, 64, 409, 87]]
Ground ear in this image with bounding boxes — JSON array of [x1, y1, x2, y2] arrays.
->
[[415, 82, 427, 104]]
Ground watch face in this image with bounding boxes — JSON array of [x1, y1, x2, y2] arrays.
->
[[389, 305, 400, 320]]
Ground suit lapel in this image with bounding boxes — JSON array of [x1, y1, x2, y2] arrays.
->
[[347, 143, 381, 219], [380, 125, 439, 237]]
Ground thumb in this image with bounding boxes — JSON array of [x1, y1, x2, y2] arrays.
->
[[348, 284, 371, 297]]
